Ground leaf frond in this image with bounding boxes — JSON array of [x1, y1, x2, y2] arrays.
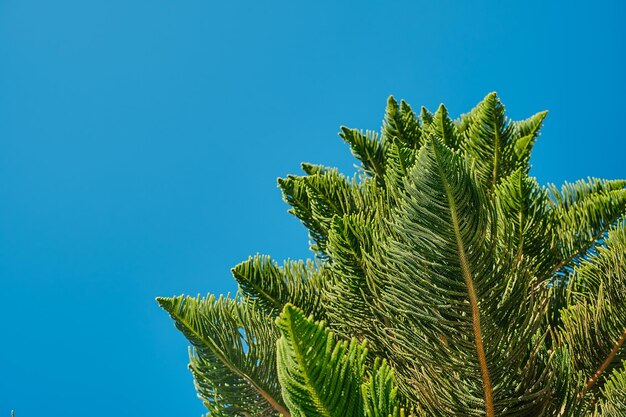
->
[[232, 255, 325, 319], [275, 304, 368, 417], [157, 295, 287, 417]]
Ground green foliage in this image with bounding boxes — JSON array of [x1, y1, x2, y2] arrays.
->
[[232, 255, 326, 319], [159, 93, 626, 417], [157, 294, 288, 416], [275, 304, 368, 417], [595, 364, 626, 416]]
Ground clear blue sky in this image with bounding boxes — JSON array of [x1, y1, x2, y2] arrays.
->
[[0, 1, 624, 415]]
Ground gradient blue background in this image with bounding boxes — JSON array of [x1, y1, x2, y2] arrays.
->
[[1, 1, 624, 415]]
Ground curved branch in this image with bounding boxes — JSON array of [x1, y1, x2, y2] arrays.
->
[[434, 144, 495, 417], [578, 327, 626, 400]]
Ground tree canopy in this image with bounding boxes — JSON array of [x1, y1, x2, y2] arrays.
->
[[159, 93, 626, 416]]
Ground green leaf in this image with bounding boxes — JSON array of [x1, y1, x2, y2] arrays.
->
[[513, 110, 547, 164], [547, 178, 626, 212], [420, 105, 433, 123], [494, 169, 558, 277], [275, 304, 367, 417], [157, 295, 288, 417], [324, 213, 389, 347], [278, 174, 325, 254], [382, 96, 421, 149], [547, 181, 626, 278], [362, 358, 402, 417], [460, 92, 522, 191], [340, 127, 388, 182], [278, 168, 367, 256], [595, 364, 626, 416], [491, 170, 557, 336], [384, 139, 417, 197], [423, 104, 459, 150], [232, 255, 325, 319], [301, 162, 331, 176], [559, 226, 626, 400]]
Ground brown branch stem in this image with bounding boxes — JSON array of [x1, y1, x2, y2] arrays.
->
[[578, 327, 626, 400]]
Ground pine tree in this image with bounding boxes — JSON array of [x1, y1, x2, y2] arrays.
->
[[158, 93, 626, 416]]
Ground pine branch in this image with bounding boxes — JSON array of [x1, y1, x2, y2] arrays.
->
[[158, 295, 289, 417], [582, 328, 626, 397], [432, 140, 494, 417]]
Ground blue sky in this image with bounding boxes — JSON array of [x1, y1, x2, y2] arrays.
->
[[0, 1, 624, 416]]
